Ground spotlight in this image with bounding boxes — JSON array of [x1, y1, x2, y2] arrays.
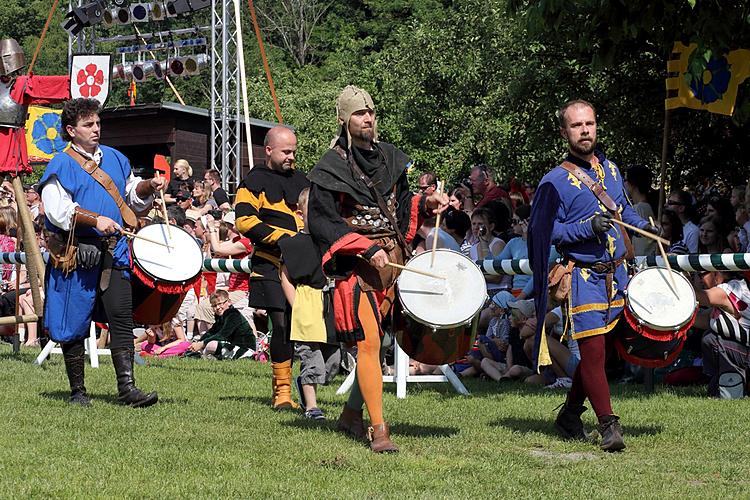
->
[[132, 60, 163, 82], [168, 57, 185, 76], [165, 0, 209, 16], [115, 7, 131, 24], [183, 53, 207, 75], [61, 0, 106, 36], [102, 9, 116, 28], [112, 0, 129, 7], [150, 2, 166, 20], [130, 3, 150, 22], [112, 63, 133, 80]]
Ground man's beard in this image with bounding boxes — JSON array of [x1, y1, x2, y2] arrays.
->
[[570, 137, 596, 156], [351, 128, 374, 144]]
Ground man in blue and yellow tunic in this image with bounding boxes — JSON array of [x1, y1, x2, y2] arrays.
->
[[529, 100, 657, 452], [235, 126, 309, 410]]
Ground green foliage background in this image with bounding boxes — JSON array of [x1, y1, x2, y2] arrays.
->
[[9, 0, 750, 188]]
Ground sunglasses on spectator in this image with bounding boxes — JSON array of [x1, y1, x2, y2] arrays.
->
[[418, 184, 436, 192], [666, 200, 684, 206]]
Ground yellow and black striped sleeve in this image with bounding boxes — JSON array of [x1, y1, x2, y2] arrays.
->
[[235, 186, 301, 246]]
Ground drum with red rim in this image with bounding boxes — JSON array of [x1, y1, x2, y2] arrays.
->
[[615, 267, 698, 368], [131, 223, 203, 325]]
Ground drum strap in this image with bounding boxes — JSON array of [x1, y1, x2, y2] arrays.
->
[[65, 149, 138, 229], [561, 161, 634, 260]]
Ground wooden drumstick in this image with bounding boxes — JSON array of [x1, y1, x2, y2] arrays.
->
[[649, 216, 678, 297], [611, 218, 670, 246], [154, 171, 172, 239], [121, 229, 173, 249], [358, 255, 445, 280], [430, 180, 444, 267]]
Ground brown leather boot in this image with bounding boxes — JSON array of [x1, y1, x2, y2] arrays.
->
[[336, 405, 368, 441], [271, 360, 300, 410], [368, 423, 399, 453]]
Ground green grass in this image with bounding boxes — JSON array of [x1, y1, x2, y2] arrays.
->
[[1, 345, 749, 499]]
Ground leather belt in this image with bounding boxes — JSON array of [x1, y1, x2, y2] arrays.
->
[[572, 257, 624, 274]]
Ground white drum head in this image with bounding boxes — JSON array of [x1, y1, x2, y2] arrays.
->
[[397, 249, 487, 328], [131, 223, 203, 283], [626, 267, 696, 331]]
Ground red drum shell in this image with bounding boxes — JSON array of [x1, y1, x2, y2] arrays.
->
[[614, 305, 696, 368]]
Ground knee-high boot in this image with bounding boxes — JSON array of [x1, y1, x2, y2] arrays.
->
[[111, 348, 158, 408], [271, 360, 299, 410], [62, 342, 90, 406]]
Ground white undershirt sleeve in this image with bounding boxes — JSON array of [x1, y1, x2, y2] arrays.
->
[[40, 176, 78, 231]]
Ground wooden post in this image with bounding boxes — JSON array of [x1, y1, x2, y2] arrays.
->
[[12, 178, 44, 316], [657, 108, 671, 222]]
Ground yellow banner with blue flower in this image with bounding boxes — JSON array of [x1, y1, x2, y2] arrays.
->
[[24, 106, 69, 161], [665, 42, 750, 116]]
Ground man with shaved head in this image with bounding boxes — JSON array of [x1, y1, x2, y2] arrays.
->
[[235, 125, 309, 410]]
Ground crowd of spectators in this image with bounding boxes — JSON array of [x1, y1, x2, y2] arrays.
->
[[2, 156, 750, 399]]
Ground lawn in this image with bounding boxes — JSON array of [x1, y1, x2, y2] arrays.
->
[[1, 345, 749, 499]]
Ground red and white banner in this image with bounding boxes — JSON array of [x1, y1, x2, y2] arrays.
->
[[70, 54, 112, 105]]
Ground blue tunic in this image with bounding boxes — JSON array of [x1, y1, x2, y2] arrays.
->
[[39, 146, 133, 343], [528, 151, 649, 365]]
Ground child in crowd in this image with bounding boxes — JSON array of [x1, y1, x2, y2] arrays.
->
[[279, 188, 338, 421], [188, 289, 256, 360], [136, 323, 191, 358], [459, 291, 513, 378]]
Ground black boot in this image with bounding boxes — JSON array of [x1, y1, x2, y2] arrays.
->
[[62, 342, 90, 407], [111, 348, 158, 408], [554, 401, 588, 440], [599, 414, 626, 452]]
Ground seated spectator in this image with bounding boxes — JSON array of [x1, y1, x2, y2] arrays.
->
[[425, 207, 471, 253], [192, 181, 219, 216], [25, 183, 43, 219], [496, 204, 531, 295], [188, 290, 256, 360], [661, 209, 689, 255], [137, 323, 191, 358], [203, 168, 232, 212], [667, 190, 699, 253], [417, 172, 437, 195], [459, 291, 512, 378], [194, 213, 255, 336], [469, 208, 506, 300], [624, 165, 657, 257], [694, 275, 750, 398], [468, 164, 511, 211], [448, 187, 468, 212]]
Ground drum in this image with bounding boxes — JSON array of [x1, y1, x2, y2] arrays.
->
[[131, 223, 203, 325], [614, 267, 698, 368], [395, 249, 487, 365]]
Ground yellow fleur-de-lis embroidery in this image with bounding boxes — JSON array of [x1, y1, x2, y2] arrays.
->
[[607, 234, 616, 257], [568, 173, 582, 189], [580, 268, 590, 282], [592, 163, 605, 183], [610, 280, 617, 299], [609, 163, 618, 181]]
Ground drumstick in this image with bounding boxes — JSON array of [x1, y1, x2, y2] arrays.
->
[[121, 229, 173, 249], [154, 171, 172, 239], [649, 215, 678, 296], [430, 180, 444, 267], [386, 261, 446, 280], [611, 218, 670, 246], [358, 255, 445, 280]]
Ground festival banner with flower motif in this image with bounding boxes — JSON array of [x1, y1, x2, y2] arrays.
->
[[666, 42, 750, 116], [25, 106, 69, 161], [70, 54, 111, 105]]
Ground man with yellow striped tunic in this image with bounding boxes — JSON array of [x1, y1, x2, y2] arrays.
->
[[235, 126, 309, 409]]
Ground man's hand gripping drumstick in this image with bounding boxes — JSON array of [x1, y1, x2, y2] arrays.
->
[[154, 171, 172, 240]]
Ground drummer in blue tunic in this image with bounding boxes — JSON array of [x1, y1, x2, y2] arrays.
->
[[528, 100, 659, 451], [39, 98, 166, 407]]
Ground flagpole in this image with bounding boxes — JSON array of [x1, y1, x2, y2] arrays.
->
[[657, 108, 671, 222]]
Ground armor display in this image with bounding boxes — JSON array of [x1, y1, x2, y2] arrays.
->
[[0, 39, 25, 76], [0, 80, 27, 128]]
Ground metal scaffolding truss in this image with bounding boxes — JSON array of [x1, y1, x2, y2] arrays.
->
[[67, 0, 242, 192], [210, 0, 242, 192]]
